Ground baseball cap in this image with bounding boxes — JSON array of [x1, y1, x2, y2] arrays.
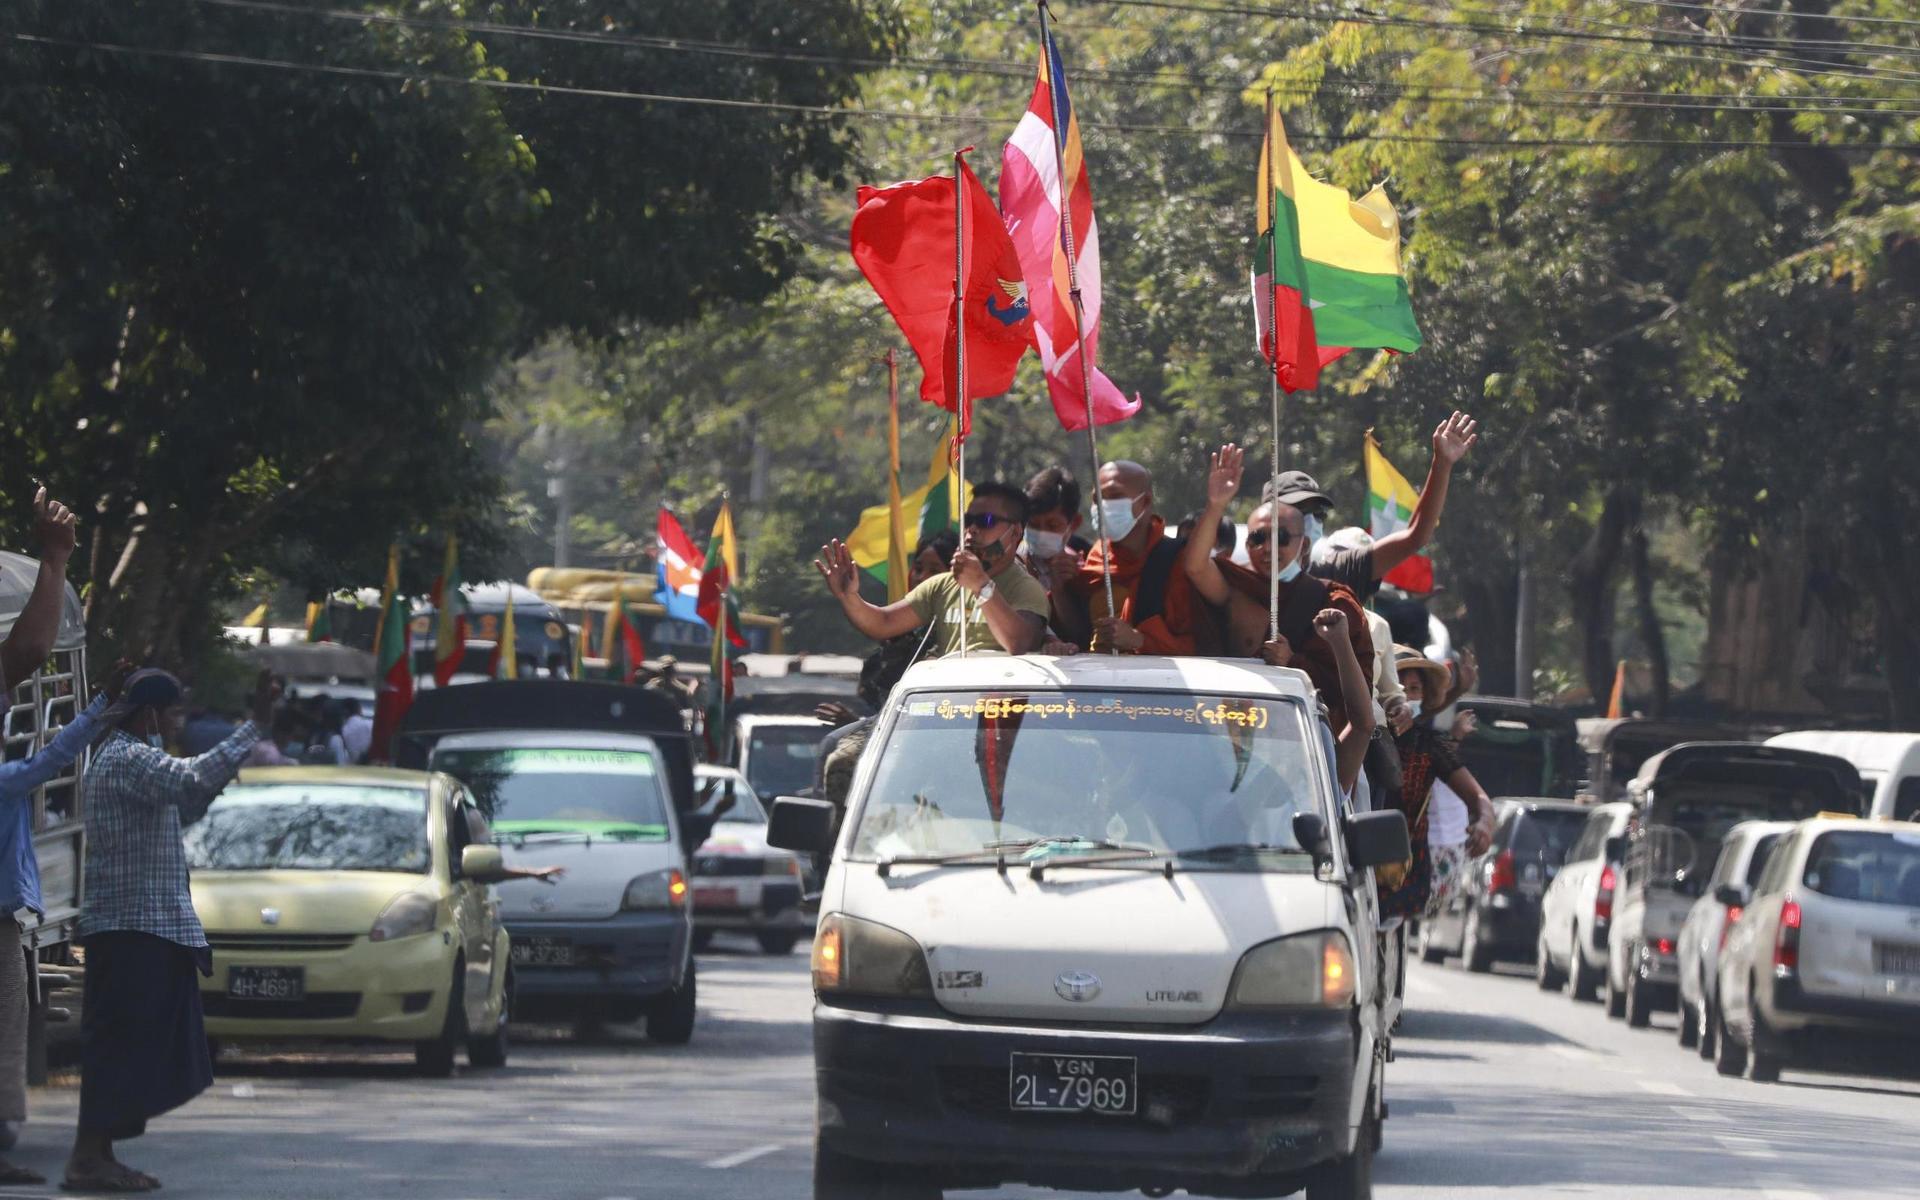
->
[[1261, 469, 1332, 512]]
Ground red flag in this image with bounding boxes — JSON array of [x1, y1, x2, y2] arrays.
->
[[851, 155, 1034, 439]]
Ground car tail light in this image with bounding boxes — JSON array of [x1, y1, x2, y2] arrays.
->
[[1488, 851, 1517, 894], [1595, 864, 1616, 923], [1774, 897, 1802, 972], [1719, 906, 1743, 951], [1653, 937, 1675, 957]]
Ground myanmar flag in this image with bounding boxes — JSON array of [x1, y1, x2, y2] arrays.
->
[[701, 502, 745, 759], [305, 599, 333, 644], [368, 547, 413, 763], [431, 535, 467, 686], [1254, 102, 1422, 391], [847, 419, 970, 594], [1365, 431, 1434, 595], [603, 579, 646, 684]]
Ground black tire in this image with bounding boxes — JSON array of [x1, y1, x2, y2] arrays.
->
[[648, 960, 697, 1045], [813, 1140, 941, 1200], [416, 961, 467, 1078], [1747, 992, 1783, 1083], [1698, 990, 1720, 1061], [1417, 921, 1445, 965], [1535, 931, 1566, 992], [1306, 1138, 1375, 1200], [1678, 996, 1699, 1049], [468, 970, 511, 1069], [758, 931, 802, 956], [1569, 933, 1602, 1002], [1713, 997, 1748, 1077], [1625, 969, 1652, 1029], [692, 929, 715, 953], [1604, 952, 1628, 1019], [1462, 908, 1494, 974]]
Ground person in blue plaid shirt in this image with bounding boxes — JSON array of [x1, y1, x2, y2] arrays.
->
[[63, 668, 278, 1195]]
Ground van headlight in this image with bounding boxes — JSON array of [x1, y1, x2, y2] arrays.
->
[[1226, 931, 1357, 1009], [622, 868, 689, 911], [370, 892, 438, 943], [811, 913, 933, 999]]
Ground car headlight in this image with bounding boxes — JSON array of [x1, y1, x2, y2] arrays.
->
[[622, 868, 689, 911], [1226, 931, 1357, 1009], [370, 892, 438, 943], [763, 855, 802, 879], [811, 913, 932, 999]]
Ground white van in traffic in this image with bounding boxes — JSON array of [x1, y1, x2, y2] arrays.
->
[[767, 654, 1410, 1200], [1764, 731, 1920, 821]]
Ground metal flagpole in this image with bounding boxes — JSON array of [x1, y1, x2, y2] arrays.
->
[[1265, 85, 1284, 642], [1036, 1, 1116, 647], [884, 348, 908, 605], [952, 148, 971, 658]]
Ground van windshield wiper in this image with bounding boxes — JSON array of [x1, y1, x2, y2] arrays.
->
[[987, 836, 1168, 880], [1175, 842, 1310, 860]]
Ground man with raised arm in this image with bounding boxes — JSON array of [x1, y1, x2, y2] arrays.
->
[[1183, 444, 1373, 732], [814, 482, 1048, 657]]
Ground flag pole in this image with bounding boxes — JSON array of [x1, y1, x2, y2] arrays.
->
[[885, 348, 909, 605], [1037, 1, 1116, 647], [1265, 84, 1284, 642], [951, 148, 972, 658]]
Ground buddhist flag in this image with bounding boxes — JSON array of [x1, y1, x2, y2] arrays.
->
[[368, 547, 413, 763], [655, 509, 705, 624], [1254, 101, 1422, 390], [431, 535, 467, 686], [1365, 431, 1434, 594], [847, 418, 970, 593]]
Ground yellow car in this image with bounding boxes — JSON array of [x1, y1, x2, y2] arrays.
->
[[186, 766, 514, 1076]]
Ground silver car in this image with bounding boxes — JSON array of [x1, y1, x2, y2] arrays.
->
[[1536, 803, 1632, 1000], [1674, 821, 1791, 1059], [690, 765, 812, 956]]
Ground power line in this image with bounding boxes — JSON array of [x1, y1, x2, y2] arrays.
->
[[11, 32, 1916, 152], [1562, 0, 1920, 33], [1378, 0, 1920, 57], [170, 0, 1920, 118]]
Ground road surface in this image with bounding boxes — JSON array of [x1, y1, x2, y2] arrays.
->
[[14, 940, 1919, 1198]]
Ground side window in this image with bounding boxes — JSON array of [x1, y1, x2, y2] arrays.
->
[[1745, 834, 1783, 887], [1572, 815, 1604, 862], [465, 805, 493, 846], [1708, 838, 1744, 888], [1755, 834, 1797, 896], [445, 790, 473, 876], [1895, 778, 1920, 824]]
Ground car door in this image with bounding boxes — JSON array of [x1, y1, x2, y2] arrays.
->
[[1546, 813, 1603, 961], [1681, 835, 1743, 1006], [445, 789, 496, 1031]]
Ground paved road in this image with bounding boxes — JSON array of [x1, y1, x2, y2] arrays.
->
[[12, 937, 1920, 1198]]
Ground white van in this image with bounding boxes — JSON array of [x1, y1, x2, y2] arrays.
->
[[767, 654, 1410, 1200], [1764, 731, 1920, 821]]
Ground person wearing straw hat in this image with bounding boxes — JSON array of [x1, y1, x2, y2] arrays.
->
[[64, 668, 278, 1194], [1379, 648, 1496, 924]]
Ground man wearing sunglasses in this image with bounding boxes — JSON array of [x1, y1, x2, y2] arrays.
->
[[1181, 444, 1375, 733], [813, 482, 1049, 657]]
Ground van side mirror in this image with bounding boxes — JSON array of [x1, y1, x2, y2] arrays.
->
[[767, 797, 837, 856], [1292, 812, 1332, 870], [1713, 882, 1750, 908], [460, 844, 510, 884], [1344, 810, 1412, 870], [1603, 835, 1628, 864]]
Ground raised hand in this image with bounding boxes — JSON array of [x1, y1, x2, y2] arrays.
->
[[1433, 411, 1479, 466], [1207, 444, 1245, 508], [812, 539, 859, 601], [32, 488, 77, 564], [814, 701, 859, 729], [1311, 607, 1349, 644], [98, 658, 135, 703], [249, 669, 283, 726]]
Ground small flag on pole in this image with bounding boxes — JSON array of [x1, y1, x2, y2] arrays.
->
[[431, 535, 467, 686], [369, 547, 413, 763], [1365, 431, 1435, 595], [492, 589, 518, 681]]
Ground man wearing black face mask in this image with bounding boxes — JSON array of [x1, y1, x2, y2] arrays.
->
[[815, 482, 1049, 656]]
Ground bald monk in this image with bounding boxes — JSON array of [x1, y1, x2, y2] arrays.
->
[[1183, 444, 1374, 730], [1049, 460, 1199, 655]]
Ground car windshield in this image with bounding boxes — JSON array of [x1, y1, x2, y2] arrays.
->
[[432, 746, 670, 838], [1803, 830, 1920, 907], [1511, 809, 1587, 866], [184, 784, 430, 873], [744, 725, 824, 799], [697, 773, 768, 824], [847, 690, 1324, 871]]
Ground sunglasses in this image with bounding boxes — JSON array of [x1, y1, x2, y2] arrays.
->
[[963, 512, 1016, 530], [1244, 528, 1299, 549]]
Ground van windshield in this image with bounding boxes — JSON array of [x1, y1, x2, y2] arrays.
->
[[432, 746, 670, 839], [848, 690, 1324, 871]]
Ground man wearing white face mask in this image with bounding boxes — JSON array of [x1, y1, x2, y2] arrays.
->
[[1047, 460, 1199, 656], [1018, 464, 1084, 595]]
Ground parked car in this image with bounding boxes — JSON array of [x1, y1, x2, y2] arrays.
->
[[1713, 817, 1920, 1082], [689, 764, 810, 955], [1420, 799, 1589, 972], [398, 681, 701, 1043], [1765, 730, 1920, 822], [1537, 802, 1633, 999], [1675, 820, 1791, 1058], [766, 653, 1410, 1200], [187, 767, 514, 1076], [1608, 743, 1860, 1029]]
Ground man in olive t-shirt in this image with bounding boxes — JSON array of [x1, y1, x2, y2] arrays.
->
[[814, 482, 1049, 656]]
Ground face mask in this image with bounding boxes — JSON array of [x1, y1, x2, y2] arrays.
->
[[1304, 513, 1324, 543], [1278, 557, 1304, 584], [974, 534, 1010, 566], [1024, 528, 1066, 559], [1098, 496, 1140, 543]]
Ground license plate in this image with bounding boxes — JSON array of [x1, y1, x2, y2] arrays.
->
[[1874, 941, 1920, 976], [510, 936, 574, 967], [227, 965, 305, 1002], [1009, 1052, 1137, 1116], [693, 886, 738, 909]]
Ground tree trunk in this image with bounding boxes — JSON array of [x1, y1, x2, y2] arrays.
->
[[1458, 568, 1519, 699], [1628, 527, 1670, 716], [1568, 488, 1636, 702]]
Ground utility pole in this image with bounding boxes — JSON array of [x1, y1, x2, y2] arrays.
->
[[548, 465, 571, 569], [1513, 446, 1535, 699]]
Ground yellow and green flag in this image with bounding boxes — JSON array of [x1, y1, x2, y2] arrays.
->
[[848, 418, 969, 594], [1365, 430, 1433, 594]]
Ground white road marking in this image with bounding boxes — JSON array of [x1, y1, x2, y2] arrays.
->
[[1637, 1079, 1690, 1096], [1762, 1190, 1824, 1200], [1671, 1104, 1730, 1123], [707, 1143, 785, 1170], [1548, 1045, 1604, 1062], [1714, 1134, 1779, 1160]]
